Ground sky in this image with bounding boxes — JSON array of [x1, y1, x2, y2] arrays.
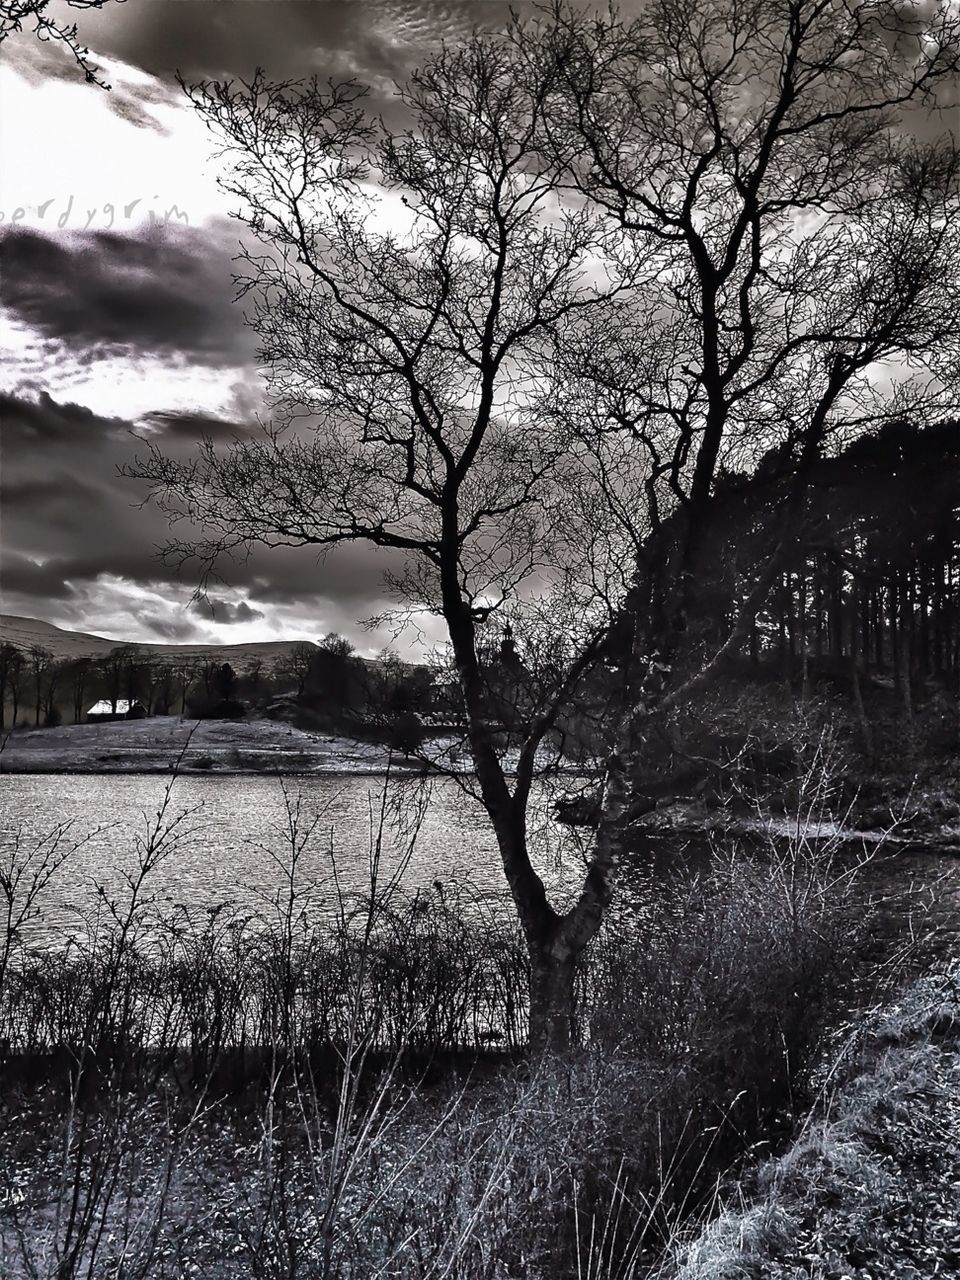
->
[[0, 1, 523, 654], [1, 1, 954, 656]]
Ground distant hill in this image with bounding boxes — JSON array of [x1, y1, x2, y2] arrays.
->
[[0, 614, 321, 667]]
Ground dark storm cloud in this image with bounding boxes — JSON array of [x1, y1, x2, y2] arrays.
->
[[142, 410, 254, 442], [71, 0, 519, 86], [0, 390, 402, 639], [0, 223, 254, 369], [242, 542, 404, 607], [136, 613, 205, 641], [0, 390, 128, 444], [190, 596, 265, 625], [1, 553, 80, 602]]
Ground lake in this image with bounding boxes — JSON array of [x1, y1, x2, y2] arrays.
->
[[0, 773, 588, 940], [1, 772, 958, 956]]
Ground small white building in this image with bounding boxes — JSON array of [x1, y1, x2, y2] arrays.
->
[[87, 699, 146, 722]]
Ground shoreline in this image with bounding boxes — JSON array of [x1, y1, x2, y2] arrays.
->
[[0, 716, 448, 778], [0, 760, 430, 777]]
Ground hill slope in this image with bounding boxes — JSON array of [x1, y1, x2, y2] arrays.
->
[[670, 968, 960, 1280], [0, 614, 319, 665]]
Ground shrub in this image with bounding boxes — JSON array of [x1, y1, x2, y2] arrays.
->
[[0, 776, 917, 1279]]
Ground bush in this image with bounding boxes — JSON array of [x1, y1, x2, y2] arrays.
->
[[668, 967, 960, 1280], [588, 841, 872, 1119], [186, 696, 246, 720], [389, 709, 425, 757]]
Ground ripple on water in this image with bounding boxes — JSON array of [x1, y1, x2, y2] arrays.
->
[[0, 772, 590, 944], [1, 773, 957, 957]]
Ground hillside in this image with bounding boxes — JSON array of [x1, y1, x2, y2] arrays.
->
[[0, 614, 320, 666]]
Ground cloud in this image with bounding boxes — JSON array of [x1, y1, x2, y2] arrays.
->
[[0, 22, 180, 130], [1, 553, 80, 602], [0, 390, 128, 444], [0, 389, 408, 649], [134, 611, 205, 642], [71, 0, 517, 89], [189, 596, 265, 625], [0, 222, 254, 369], [140, 409, 255, 442]]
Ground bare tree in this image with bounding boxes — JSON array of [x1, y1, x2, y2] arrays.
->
[[169, 656, 204, 717], [70, 656, 91, 724], [0, 643, 25, 730], [0, 0, 123, 87], [42, 659, 66, 726], [139, 659, 175, 716], [275, 641, 318, 699], [319, 632, 354, 662], [242, 655, 266, 702], [27, 645, 53, 728], [101, 646, 131, 715], [536, 0, 960, 928], [66, 656, 93, 724], [126, 0, 960, 1052], [310, 632, 363, 719]]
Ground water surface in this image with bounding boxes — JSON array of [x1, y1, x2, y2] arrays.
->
[[2, 772, 957, 955]]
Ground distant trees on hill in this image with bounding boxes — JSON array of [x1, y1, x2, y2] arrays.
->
[[756, 421, 959, 696], [0, 633, 437, 740], [654, 419, 960, 695]]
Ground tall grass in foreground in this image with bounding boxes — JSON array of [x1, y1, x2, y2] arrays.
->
[[0, 774, 935, 1279]]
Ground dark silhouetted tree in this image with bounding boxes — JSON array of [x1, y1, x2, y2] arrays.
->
[[67, 656, 93, 724], [0, 643, 25, 730], [27, 645, 52, 728], [275, 642, 317, 699]]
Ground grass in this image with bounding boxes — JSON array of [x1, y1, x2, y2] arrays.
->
[[666, 965, 960, 1280]]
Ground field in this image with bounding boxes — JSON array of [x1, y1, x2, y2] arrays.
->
[[0, 716, 420, 774]]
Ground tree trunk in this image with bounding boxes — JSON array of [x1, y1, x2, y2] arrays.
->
[[441, 572, 582, 1057], [900, 576, 914, 724], [890, 574, 902, 696], [528, 943, 577, 1056], [799, 568, 809, 701], [850, 585, 873, 758], [828, 554, 844, 662], [814, 558, 824, 660]]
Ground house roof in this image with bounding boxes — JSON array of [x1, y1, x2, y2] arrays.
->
[[87, 699, 141, 715]]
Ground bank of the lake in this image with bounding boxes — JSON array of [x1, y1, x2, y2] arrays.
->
[[0, 716, 437, 775]]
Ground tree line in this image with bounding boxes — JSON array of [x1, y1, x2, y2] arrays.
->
[[679, 418, 960, 696], [0, 633, 437, 734], [466, 417, 959, 777], [756, 421, 958, 694]]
